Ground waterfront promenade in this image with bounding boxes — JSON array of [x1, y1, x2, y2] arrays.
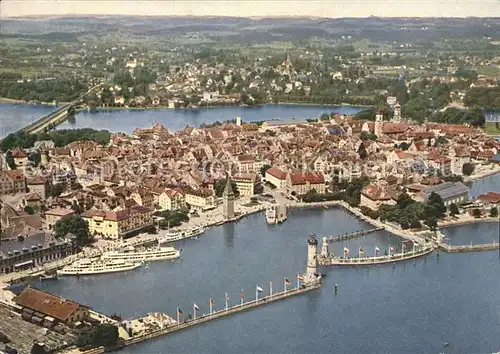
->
[[328, 227, 384, 243], [439, 242, 499, 253]]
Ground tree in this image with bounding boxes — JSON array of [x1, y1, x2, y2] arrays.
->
[[424, 216, 438, 230], [425, 192, 447, 218], [357, 143, 367, 160], [214, 179, 240, 197], [76, 323, 119, 348], [5, 151, 16, 170], [472, 208, 482, 218], [396, 192, 414, 209], [24, 205, 35, 215], [448, 203, 459, 216], [260, 164, 272, 176], [490, 206, 498, 218], [50, 183, 64, 197], [462, 163, 475, 176], [53, 215, 90, 245]]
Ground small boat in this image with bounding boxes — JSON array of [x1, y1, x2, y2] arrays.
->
[[39, 273, 58, 281]]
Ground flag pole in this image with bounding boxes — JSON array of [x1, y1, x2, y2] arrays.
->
[[193, 304, 196, 320], [270, 281, 273, 297], [255, 285, 258, 302], [240, 289, 244, 306], [296, 273, 299, 289], [176, 307, 179, 324], [209, 298, 213, 318], [225, 293, 228, 310], [284, 278, 287, 294]]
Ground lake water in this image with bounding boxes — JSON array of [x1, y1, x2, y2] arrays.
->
[[0, 103, 364, 137], [35, 207, 500, 354], [468, 172, 500, 198]]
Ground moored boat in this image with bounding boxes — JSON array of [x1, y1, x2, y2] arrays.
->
[[57, 258, 142, 276], [101, 242, 180, 262]]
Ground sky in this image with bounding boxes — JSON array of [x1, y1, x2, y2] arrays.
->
[[2, 0, 500, 18]]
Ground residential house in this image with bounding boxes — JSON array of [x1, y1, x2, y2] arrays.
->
[[185, 190, 215, 210], [10, 148, 29, 167], [0, 169, 27, 195], [27, 176, 50, 199], [158, 188, 186, 211], [130, 188, 155, 209], [233, 173, 259, 197], [360, 184, 398, 210]]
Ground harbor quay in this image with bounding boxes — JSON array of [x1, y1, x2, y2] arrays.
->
[[79, 284, 322, 354]]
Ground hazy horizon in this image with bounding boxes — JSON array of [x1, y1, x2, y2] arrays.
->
[[2, 0, 500, 19]]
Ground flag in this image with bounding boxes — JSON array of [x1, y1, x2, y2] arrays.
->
[[226, 293, 230, 301], [210, 299, 215, 305], [297, 274, 304, 280], [194, 303, 199, 310], [256, 286, 263, 292], [178, 309, 183, 316], [344, 247, 350, 255], [285, 278, 290, 284], [240, 290, 244, 298], [390, 246, 394, 251], [359, 248, 364, 254], [375, 247, 380, 252]]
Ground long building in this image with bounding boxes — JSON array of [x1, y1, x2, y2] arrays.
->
[[0, 233, 75, 274], [82, 205, 154, 239], [416, 182, 469, 206]]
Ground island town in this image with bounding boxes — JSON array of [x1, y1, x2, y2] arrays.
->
[[0, 99, 499, 353]]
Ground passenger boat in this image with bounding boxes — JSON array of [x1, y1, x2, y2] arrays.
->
[[160, 226, 205, 243], [57, 258, 142, 276], [101, 242, 180, 262]]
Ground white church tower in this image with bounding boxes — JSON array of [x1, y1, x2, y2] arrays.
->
[[374, 110, 384, 138], [393, 102, 402, 122]]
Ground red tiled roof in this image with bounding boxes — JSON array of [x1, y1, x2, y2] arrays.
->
[[10, 148, 28, 158], [289, 172, 324, 185], [237, 154, 254, 162], [83, 205, 153, 222], [5, 170, 24, 181], [266, 167, 287, 180], [45, 208, 75, 217], [477, 192, 500, 204], [14, 288, 84, 322]]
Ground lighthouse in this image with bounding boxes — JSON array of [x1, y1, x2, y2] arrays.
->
[[304, 233, 321, 285]]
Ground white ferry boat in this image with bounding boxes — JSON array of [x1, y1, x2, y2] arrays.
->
[[160, 226, 205, 243], [57, 258, 142, 276], [101, 243, 180, 262], [266, 204, 287, 224]]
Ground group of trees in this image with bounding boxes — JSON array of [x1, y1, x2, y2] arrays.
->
[[301, 189, 345, 203], [464, 87, 500, 108], [53, 214, 91, 246], [156, 209, 190, 228], [0, 75, 87, 103], [76, 323, 119, 349], [0, 128, 111, 151], [372, 191, 447, 230]]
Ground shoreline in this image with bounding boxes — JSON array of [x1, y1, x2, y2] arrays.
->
[[2, 99, 368, 112]]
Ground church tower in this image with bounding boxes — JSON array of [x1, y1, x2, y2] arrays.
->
[[374, 110, 384, 138], [222, 174, 235, 220], [393, 102, 402, 122]]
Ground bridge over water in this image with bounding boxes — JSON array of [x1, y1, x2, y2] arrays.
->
[[13, 83, 102, 135]]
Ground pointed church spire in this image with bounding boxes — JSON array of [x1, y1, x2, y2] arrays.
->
[[223, 173, 234, 198]]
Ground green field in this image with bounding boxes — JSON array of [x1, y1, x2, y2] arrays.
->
[[482, 122, 500, 135], [477, 66, 500, 77]]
